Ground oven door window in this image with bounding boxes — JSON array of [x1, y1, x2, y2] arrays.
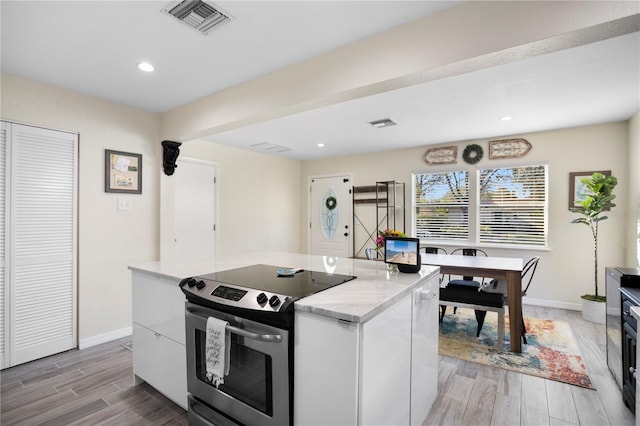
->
[[195, 330, 273, 415]]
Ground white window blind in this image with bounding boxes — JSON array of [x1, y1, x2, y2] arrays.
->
[[414, 171, 469, 241], [478, 164, 547, 246]]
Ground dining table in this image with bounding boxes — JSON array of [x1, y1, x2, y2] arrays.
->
[[421, 253, 525, 352]]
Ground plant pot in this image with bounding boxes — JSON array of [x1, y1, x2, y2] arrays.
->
[[581, 298, 606, 324]]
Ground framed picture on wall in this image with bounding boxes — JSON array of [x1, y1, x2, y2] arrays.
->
[[568, 170, 610, 210], [105, 149, 142, 194]]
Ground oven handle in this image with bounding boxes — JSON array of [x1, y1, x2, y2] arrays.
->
[[187, 307, 283, 343]]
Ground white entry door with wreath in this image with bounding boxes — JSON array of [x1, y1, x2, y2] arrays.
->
[[309, 175, 351, 258]]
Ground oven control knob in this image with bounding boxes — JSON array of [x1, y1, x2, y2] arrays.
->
[[269, 295, 281, 308], [187, 278, 197, 288], [196, 280, 206, 290], [257, 293, 268, 305]]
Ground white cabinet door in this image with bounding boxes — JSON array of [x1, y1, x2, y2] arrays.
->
[[131, 271, 185, 344], [360, 293, 412, 426], [133, 323, 187, 409], [294, 311, 359, 425], [411, 274, 439, 425]]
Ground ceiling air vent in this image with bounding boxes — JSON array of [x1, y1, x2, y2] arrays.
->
[[162, 0, 231, 35], [250, 142, 291, 154]]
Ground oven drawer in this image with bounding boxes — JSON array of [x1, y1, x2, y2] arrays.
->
[[188, 395, 241, 426], [133, 323, 187, 409]]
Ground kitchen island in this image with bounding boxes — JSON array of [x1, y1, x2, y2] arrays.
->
[[129, 251, 440, 425]]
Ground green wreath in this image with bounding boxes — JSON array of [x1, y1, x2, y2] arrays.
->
[[325, 196, 337, 210], [462, 144, 483, 164]]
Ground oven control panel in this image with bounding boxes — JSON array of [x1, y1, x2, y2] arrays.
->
[[179, 276, 293, 313], [211, 285, 247, 301]]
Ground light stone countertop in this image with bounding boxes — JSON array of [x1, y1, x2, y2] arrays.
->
[[129, 251, 439, 324]]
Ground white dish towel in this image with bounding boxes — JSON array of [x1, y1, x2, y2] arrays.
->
[[205, 316, 231, 388]]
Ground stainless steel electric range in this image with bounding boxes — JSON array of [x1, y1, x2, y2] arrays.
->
[[179, 264, 356, 426]]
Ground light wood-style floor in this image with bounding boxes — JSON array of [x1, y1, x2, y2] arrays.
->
[[425, 305, 634, 426], [0, 305, 634, 426]]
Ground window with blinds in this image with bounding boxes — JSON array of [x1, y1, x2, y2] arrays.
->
[[478, 164, 548, 246], [414, 171, 469, 241]]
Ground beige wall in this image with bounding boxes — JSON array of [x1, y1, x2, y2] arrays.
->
[[1, 72, 303, 345], [1, 70, 637, 343], [1, 73, 160, 345], [173, 139, 302, 256], [302, 122, 630, 309]]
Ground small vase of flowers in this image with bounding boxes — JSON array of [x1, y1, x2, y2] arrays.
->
[[375, 228, 407, 251]]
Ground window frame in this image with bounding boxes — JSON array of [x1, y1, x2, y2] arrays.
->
[[412, 169, 471, 245], [412, 161, 549, 250]]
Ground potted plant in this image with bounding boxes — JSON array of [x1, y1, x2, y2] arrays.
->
[[570, 172, 618, 323]]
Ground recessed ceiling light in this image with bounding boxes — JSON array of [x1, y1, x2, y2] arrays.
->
[[317, 143, 325, 148], [138, 62, 155, 72], [500, 116, 513, 121], [369, 118, 397, 128]]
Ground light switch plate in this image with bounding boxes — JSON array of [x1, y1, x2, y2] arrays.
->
[[117, 197, 131, 211]]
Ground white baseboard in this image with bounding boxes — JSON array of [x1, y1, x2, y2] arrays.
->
[[522, 297, 582, 312], [79, 326, 132, 350], [524, 297, 620, 316]]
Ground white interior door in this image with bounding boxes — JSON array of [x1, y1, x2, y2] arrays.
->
[[3, 121, 78, 368], [309, 175, 351, 257], [174, 158, 216, 261]]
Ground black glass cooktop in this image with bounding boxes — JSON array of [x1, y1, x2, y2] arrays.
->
[[198, 264, 357, 299]]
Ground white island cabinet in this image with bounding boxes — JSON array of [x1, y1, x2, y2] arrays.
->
[[131, 270, 187, 409], [129, 252, 440, 424], [294, 272, 439, 426]]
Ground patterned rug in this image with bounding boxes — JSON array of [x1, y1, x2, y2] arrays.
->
[[438, 308, 595, 389]]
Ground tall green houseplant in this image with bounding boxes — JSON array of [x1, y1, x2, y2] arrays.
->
[[570, 172, 618, 301]]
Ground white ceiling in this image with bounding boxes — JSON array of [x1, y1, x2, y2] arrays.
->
[[1, 1, 639, 161], [0, 0, 459, 112], [211, 31, 640, 160]]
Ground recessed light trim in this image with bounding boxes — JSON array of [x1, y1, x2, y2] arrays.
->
[[317, 143, 325, 148], [138, 62, 155, 72], [369, 118, 397, 128]]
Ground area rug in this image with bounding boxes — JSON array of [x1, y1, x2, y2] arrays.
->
[[439, 308, 594, 389]]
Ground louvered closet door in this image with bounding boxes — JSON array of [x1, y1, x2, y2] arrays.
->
[[0, 123, 7, 369], [8, 122, 78, 367]]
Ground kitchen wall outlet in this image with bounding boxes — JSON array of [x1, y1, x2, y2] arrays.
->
[[117, 198, 132, 211]]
